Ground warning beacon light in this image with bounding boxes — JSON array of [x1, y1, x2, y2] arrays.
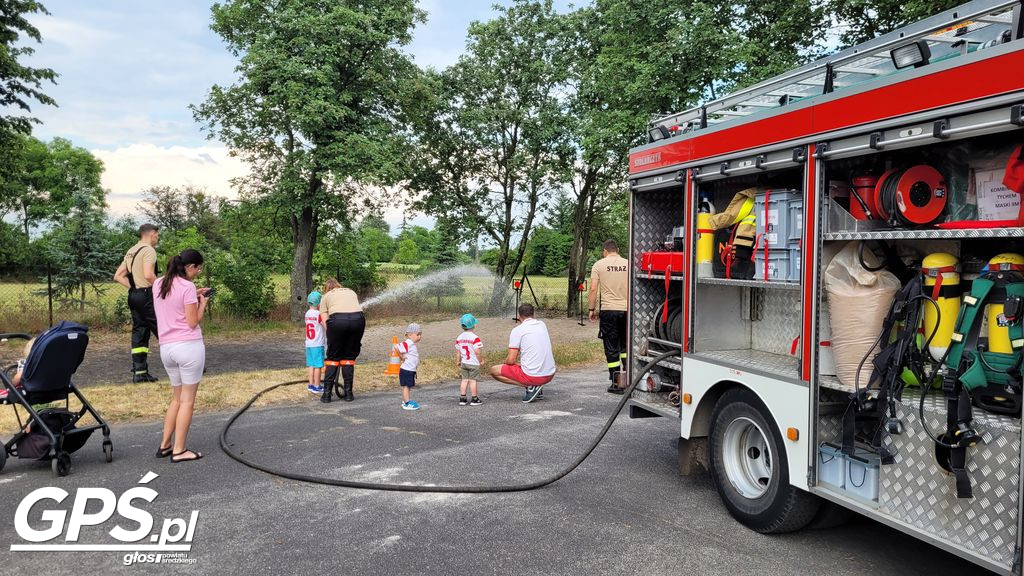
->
[[577, 282, 586, 292], [513, 280, 522, 290], [647, 125, 670, 143], [891, 40, 931, 69]]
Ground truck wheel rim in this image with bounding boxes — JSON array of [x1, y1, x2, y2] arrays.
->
[[723, 416, 773, 499]]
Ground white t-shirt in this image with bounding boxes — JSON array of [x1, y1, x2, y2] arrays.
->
[[395, 338, 419, 372], [455, 330, 483, 366], [508, 318, 556, 377], [304, 309, 325, 348]]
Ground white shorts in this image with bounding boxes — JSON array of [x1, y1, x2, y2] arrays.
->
[[159, 339, 206, 386]]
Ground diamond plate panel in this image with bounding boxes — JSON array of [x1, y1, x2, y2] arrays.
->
[[751, 288, 802, 356], [695, 349, 799, 378], [817, 413, 846, 447], [630, 187, 685, 375], [876, 392, 1021, 569]]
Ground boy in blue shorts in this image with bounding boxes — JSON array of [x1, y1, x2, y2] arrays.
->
[[304, 291, 326, 394], [395, 323, 422, 410]]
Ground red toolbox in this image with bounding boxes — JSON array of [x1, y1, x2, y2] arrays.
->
[[640, 251, 683, 275]]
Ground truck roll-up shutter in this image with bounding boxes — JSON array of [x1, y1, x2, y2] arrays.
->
[[692, 147, 807, 183], [818, 102, 1024, 161]]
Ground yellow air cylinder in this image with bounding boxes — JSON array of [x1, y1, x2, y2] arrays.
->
[[921, 253, 960, 360], [697, 212, 713, 264], [987, 253, 1024, 354]]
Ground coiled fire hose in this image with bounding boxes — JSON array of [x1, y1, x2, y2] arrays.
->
[[220, 348, 680, 493]]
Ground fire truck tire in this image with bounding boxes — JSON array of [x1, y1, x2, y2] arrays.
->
[[709, 388, 819, 533]]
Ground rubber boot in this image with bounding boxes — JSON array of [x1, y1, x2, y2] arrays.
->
[[607, 371, 624, 395], [341, 365, 355, 402], [321, 365, 338, 403], [132, 352, 157, 382]]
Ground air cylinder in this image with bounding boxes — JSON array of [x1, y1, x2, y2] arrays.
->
[[987, 253, 1024, 354], [921, 252, 960, 360]]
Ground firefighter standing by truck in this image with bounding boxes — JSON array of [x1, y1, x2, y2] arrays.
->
[[589, 239, 629, 394], [113, 223, 160, 383]]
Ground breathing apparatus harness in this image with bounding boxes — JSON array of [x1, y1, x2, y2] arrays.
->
[[220, 349, 680, 492], [842, 273, 935, 465], [930, 262, 1024, 498]]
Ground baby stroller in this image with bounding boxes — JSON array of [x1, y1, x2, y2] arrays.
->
[[0, 321, 112, 477]]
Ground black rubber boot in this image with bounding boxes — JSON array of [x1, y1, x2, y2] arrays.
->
[[341, 365, 355, 402], [321, 365, 338, 403], [607, 371, 624, 395]]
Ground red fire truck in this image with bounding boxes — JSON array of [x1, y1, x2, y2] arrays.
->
[[625, 1, 1024, 573]]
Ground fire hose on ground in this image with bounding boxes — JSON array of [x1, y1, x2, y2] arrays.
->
[[219, 348, 681, 493]]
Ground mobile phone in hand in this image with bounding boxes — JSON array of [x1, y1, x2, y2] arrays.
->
[[204, 287, 216, 299]]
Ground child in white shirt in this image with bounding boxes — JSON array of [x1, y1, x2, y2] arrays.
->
[[455, 313, 483, 406], [304, 292, 326, 394], [395, 323, 422, 410]]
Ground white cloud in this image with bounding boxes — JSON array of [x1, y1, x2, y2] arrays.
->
[[32, 16, 115, 53], [92, 143, 434, 234], [92, 144, 247, 215]]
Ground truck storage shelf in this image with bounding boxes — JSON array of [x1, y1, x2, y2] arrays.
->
[[823, 227, 1024, 241], [635, 272, 683, 282], [636, 353, 682, 372], [696, 277, 801, 290], [818, 376, 1021, 434], [691, 349, 799, 378], [628, 395, 680, 418], [820, 374, 855, 394]]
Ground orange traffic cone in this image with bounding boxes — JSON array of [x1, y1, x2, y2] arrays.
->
[[384, 336, 402, 375]]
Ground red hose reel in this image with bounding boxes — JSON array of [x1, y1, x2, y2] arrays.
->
[[867, 165, 947, 226]]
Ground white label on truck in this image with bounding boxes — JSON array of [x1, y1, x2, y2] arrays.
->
[[977, 168, 1020, 221]]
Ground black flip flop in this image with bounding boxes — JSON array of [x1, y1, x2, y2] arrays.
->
[[156, 446, 173, 458], [171, 450, 203, 463]]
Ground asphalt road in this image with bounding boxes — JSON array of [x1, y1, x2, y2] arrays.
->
[[0, 366, 987, 575]]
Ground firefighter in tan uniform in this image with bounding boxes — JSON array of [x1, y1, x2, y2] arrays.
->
[[588, 240, 630, 394], [113, 223, 160, 383]]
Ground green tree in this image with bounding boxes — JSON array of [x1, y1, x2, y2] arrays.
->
[[314, 224, 383, 295], [0, 0, 56, 160], [138, 184, 224, 246], [4, 136, 105, 237], [393, 238, 421, 265], [219, 198, 293, 272], [193, 0, 426, 321], [826, 0, 962, 47], [395, 225, 437, 263], [412, 0, 570, 312], [559, 1, 737, 315], [422, 217, 465, 309], [729, 0, 826, 87], [47, 190, 120, 311], [360, 226, 396, 263]]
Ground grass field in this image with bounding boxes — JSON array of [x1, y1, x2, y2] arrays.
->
[[0, 268, 572, 333]]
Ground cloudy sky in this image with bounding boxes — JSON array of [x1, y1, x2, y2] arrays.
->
[[23, 0, 572, 231]]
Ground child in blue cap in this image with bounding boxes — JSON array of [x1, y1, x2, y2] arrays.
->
[[455, 313, 483, 405], [304, 291, 326, 394]]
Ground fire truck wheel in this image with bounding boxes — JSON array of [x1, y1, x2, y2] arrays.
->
[[709, 387, 819, 533]]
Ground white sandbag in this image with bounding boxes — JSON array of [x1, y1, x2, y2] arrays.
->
[[824, 242, 901, 389]]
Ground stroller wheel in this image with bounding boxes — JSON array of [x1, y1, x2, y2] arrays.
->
[[0, 446, 6, 473], [51, 452, 71, 477], [103, 441, 113, 463]]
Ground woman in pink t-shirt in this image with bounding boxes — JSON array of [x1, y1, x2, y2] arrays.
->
[[152, 249, 210, 463]]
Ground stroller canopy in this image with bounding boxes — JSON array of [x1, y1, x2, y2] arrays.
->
[[21, 321, 89, 393]]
